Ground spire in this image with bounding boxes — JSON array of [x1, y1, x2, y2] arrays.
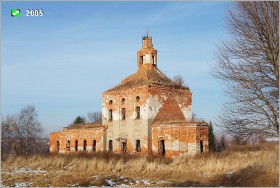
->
[[146, 29, 150, 38]]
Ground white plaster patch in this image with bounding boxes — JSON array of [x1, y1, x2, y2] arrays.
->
[[172, 141, 180, 151], [181, 105, 192, 121], [143, 53, 151, 64], [147, 94, 163, 119]]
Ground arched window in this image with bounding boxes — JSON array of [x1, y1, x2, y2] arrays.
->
[[93, 140, 96, 152], [75, 140, 78, 151], [83, 140, 87, 151], [136, 96, 140, 102], [121, 98, 125, 104], [66, 140, 70, 151], [109, 100, 113, 105]]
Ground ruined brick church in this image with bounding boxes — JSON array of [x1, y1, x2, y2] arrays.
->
[[50, 35, 209, 157]]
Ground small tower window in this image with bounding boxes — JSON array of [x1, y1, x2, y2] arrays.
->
[[109, 100, 113, 105], [136, 96, 140, 102], [140, 56, 143, 64], [122, 108, 126, 120], [109, 109, 113, 121], [136, 106, 140, 119], [121, 98, 125, 104], [152, 56, 155, 64]]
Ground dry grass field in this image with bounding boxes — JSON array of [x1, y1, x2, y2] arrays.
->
[[1, 142, 279, 187]]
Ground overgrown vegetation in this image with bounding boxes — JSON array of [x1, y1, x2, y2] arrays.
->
[[2, 142, 278, 187]]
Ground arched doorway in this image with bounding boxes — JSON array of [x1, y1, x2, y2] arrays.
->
[[158, 138, 165, 155]]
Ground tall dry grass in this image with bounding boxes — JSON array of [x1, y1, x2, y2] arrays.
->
[[2, 142, 278, 186]]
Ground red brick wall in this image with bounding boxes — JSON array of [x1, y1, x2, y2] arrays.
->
[[152, 123, 209, 157], [49, 126, 106, 154]]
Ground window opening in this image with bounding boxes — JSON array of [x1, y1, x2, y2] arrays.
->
[[122, 108, 126, 120], [75, 140, 78, 151], [93, 140, 96, 152], [83, 140, 87, 151], [66, 140, 70, 151], [136, 106, 140, 119], [109, 109, 113, 121]]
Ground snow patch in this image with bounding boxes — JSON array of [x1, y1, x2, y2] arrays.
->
[[15, 182, 33, 187]]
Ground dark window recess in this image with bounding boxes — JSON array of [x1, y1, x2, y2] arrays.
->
[[122, 108, 126, 120], [109, 109, 113, 121], [136, 106, 140, 119], [75, 140, 78, 151], [121, 98, 125, 104], [66, 140, 70, 151], [56, 141, 60, 152], [93, 140, 96, 152], [152, 56, 155, 64], [136, 140, 141, 152], [109, 140, 113, 151], [140, 56, 143, 64], [136, 96, 140, 102], [83, 140, 87, 151], [109, 100, 113, 105]]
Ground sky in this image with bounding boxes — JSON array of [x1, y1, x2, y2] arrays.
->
[[1, 1, 230, 137]]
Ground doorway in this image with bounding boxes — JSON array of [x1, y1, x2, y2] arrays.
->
[[122, 142, 127, 153], [159, 139, 165, 155], [200, 140, 203, 153], [56, 141, 60, 152]]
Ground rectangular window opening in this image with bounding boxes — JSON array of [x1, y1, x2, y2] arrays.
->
[[136, 106, 140, 119], [109, 109, 113, 122]]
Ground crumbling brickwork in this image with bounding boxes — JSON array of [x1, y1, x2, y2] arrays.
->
[[49, 124, 106, 154], [50, 34, 209, 157]]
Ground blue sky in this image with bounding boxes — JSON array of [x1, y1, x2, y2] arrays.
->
[[2, 2, 230, 136]]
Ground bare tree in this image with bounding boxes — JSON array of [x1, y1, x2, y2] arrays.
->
[[1, 105, 43, 155], [211, 2, 279, 138], [173, 75, 185, 87], [87, 111, 102, 123]]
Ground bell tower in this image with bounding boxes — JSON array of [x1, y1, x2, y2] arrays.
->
[[137, 32, 157, 69]]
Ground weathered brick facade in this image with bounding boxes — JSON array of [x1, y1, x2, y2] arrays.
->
[[50, 35, 209, 157]]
